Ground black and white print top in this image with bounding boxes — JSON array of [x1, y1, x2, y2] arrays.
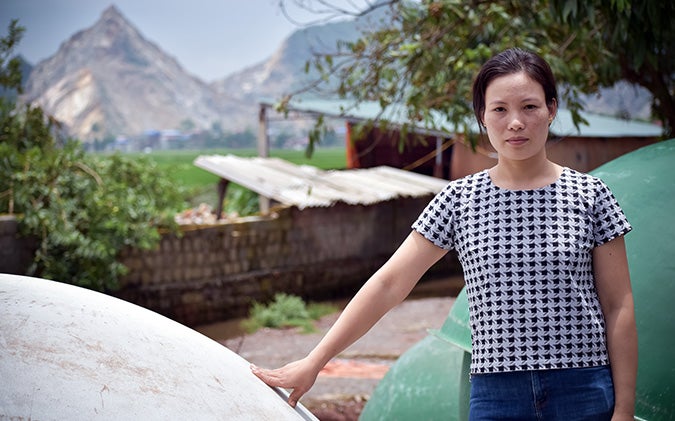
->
[[412, 167, 632, 374]]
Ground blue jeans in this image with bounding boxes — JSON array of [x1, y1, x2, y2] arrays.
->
[[469, 366, 615, 421]]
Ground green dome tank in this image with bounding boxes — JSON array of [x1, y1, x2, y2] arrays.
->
[[360, 139, 675, 421]]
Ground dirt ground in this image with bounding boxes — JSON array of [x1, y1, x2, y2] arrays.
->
[[197, 276, 464, 421]]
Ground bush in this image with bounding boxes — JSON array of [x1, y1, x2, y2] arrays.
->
[[0, 21, 187, 291], [0, 103, 186, 291], [242, 293, 338, 334], [222, 185, 258, 216]]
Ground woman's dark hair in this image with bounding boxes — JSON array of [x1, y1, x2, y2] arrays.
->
[[472, 48, 558, 127]]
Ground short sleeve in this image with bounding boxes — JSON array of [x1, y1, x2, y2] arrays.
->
[[412, 184, 456, 250], [591, 179, 632, 247]]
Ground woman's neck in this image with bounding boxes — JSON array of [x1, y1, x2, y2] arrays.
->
[[489, 158, 562, 190]]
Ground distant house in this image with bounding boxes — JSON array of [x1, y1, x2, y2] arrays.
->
[[258, 98, 663, 180]]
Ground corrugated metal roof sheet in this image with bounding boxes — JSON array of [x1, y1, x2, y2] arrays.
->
[[264, 98, 663, 138], [193, 155, 449, 209]]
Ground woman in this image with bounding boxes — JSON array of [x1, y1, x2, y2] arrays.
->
[[251, 48, 637, 420]]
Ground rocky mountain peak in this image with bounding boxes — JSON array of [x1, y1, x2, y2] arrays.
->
[[22, 6, 231, 141], [100, 4, 125, 21], [76, 5, 159, 66]]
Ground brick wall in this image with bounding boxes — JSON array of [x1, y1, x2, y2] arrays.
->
[[1, 197, 461, 327], [115, 197, 460, 326]]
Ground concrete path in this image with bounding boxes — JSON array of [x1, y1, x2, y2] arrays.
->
[[199, 276, 463, 419]]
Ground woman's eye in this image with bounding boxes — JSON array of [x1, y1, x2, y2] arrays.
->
[[493, 107, 506, 112], [525, 104, 538, 110]]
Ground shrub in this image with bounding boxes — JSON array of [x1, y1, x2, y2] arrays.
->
[[222, 184, 258, 217], [242, 293, 338, 334], [0, 108, 186, 291]]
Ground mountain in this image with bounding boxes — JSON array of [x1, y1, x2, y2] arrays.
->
[[22, 6, 241, 141], [207, 18, 369, 139], [580, 81, 652, 121], [20, 6, 370, 143], [18, 5, 653, 143], [211, 18, 365, 103]]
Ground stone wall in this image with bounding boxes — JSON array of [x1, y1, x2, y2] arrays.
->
[[115, 197, 460, 326]]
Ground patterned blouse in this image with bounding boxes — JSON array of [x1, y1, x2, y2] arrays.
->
[[412, 167, 632, 374]]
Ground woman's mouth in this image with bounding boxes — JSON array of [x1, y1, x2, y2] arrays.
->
[[506, 136, 528, 146]]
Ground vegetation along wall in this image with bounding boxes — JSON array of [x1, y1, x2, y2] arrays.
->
[[114, 197, 460, 327], [0, 216, 37, 276]]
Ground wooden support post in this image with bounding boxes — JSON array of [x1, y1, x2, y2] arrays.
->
[[434, 136, 443, 178], [257, 104, 271, 213], [345, 121, 360, 168], [215, 178, 230, 220], [258, 105, 270, 158]]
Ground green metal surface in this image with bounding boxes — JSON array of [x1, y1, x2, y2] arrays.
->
[[432, 288, 471, 353], [359, 331, 471, 421], [591, 138, 675, 420], [360, 289, 471, 421], [360, 139, 675, 420]]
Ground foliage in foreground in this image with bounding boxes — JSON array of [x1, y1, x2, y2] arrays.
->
[[0, 20, 186, 291], [242, 293, 338, 334]]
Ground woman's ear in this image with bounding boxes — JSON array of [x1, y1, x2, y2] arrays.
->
[[548, 98, 558, 121]]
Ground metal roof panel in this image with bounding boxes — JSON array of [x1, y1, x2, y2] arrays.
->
[[194, 155, 448, 209]]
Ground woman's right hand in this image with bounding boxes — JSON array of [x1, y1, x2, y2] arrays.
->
[[250, 232, 446, 408], [250, 357, 322, 408]]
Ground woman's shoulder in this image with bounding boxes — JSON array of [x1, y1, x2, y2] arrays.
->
[[427, 170, 489, 208], [561, 167, 609, 190], [445, 169, 490, 190]]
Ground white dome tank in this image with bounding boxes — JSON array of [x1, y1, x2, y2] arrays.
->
[[0, 274, 317, 420]]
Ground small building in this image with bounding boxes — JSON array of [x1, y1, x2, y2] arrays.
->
[[258, 98, 663, 180]]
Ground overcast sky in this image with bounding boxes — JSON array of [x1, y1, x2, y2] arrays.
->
[[0, 0, 372, 82]]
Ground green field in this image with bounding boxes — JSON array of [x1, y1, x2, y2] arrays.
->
[[137, 147, 346, 188], [132, 147, 347, 212]]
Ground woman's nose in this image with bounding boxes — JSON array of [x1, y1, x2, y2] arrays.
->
[[508, 113, 524, 131]]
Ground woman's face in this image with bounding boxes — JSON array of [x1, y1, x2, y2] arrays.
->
[[482, 71, 556, 163]]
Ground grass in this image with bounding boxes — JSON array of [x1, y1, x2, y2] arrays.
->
[[129, 147, 347, 210], [139, 147, 346, 188], [241, 293, 338, 334]]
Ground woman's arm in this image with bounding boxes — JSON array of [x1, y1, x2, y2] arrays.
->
[[593, 235, 638, 421], [251, 230, 447, 407]]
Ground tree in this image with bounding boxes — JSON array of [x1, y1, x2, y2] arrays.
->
[[280, 0, 673, 149], [0, 21, 186, 291], [549, 0, 674, 134], [0, 20, 25, 95], [179, 118, 196, 132]]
